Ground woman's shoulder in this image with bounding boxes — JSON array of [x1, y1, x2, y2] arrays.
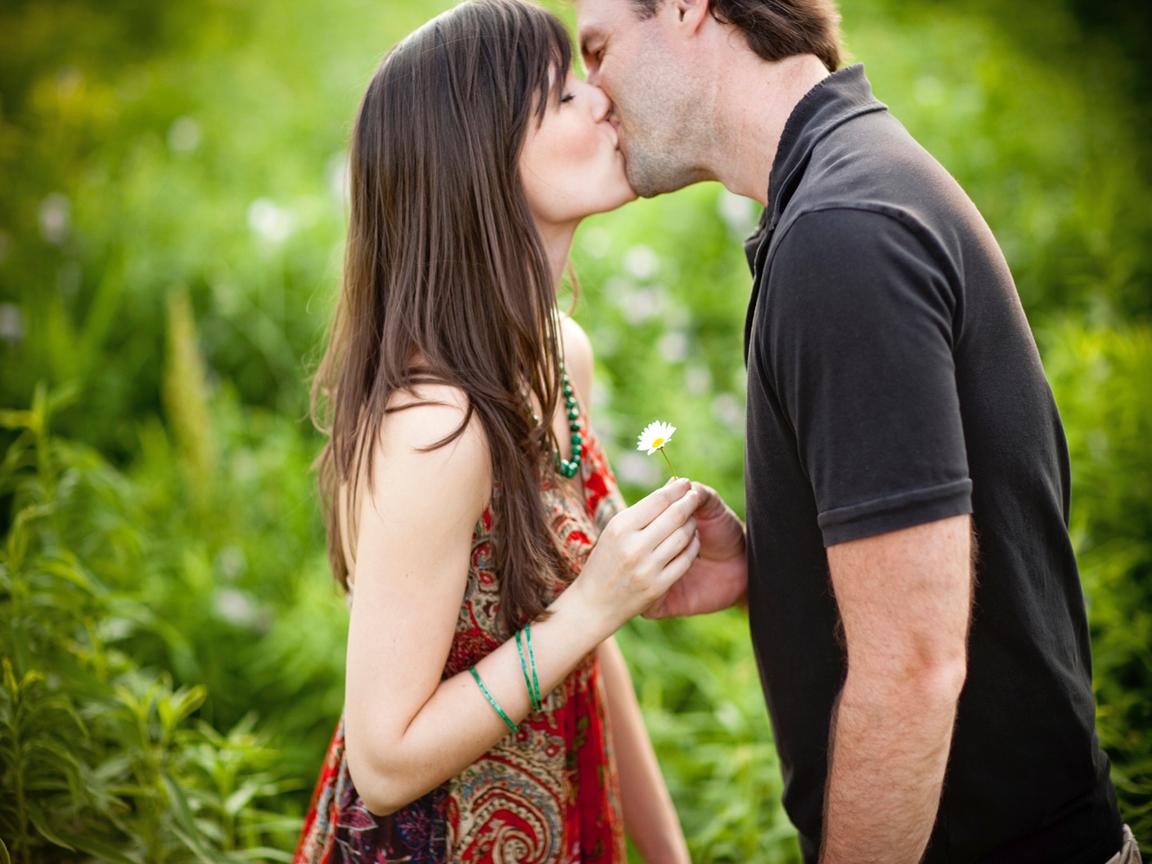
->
[[341, 381, 489, 592], [376, 383, 488, 475]]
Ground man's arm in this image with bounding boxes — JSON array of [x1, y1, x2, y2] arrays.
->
[[820, 515, 974, 864]]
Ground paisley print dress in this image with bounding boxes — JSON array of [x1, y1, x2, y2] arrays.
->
[[293, 398, 629, 863]]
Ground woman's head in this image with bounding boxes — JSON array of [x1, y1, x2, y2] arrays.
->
[[312, 0, 617, 634], [520, 65, 634, 227], [359, 0, 631, 250]]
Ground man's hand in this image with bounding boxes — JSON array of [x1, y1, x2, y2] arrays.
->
[[644, 481, 747, 618]]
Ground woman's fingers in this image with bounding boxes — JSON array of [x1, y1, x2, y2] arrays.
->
[[660, 530, 702, 584], [652, 517, 698, 568], [618, 478, 693, 532], [640, 486, 699, 549]]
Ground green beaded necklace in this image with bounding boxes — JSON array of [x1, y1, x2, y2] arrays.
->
[[526, 364, 583, 479]]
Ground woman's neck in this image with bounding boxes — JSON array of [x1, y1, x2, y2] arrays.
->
[[536, 219, 578, 291]]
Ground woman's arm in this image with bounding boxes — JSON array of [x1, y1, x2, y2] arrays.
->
[[597, 636, 691, 863], [343, 382, 701, 817], [342, 383, 616, 815]]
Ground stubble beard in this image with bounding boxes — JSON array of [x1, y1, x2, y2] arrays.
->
[[615, 64, 714, 198], [622, 133, 705, 197]]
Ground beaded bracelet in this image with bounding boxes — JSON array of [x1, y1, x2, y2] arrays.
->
[[514, 629, 541, 712], [470, 666, 517, 733]]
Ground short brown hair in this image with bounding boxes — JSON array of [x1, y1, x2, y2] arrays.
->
[[632, 0, 843, 72]]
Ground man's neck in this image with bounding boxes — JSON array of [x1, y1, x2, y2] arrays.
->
[[710, 54, 831, 207]]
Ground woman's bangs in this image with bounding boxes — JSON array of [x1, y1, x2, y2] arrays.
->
[[527, 11, 573, 124]]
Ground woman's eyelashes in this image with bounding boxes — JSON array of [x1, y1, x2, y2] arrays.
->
[[561, 92, 575, 104]]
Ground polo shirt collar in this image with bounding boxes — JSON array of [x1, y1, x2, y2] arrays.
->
[[742, 63, 888, 271]]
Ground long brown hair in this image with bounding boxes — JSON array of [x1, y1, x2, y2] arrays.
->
[[309, 0, 577, 636]]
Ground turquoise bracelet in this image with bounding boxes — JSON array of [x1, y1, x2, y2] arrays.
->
[[470, 666, 517, 733], [514, 629, 540, 712], [526, 623, 542, 709], [516, 631, 541, 709]]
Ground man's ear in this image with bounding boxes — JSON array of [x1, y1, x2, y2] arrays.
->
[[671, 0, 710, 36]]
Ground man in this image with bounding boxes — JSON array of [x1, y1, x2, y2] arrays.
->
[[573, 0, 1143, 860]]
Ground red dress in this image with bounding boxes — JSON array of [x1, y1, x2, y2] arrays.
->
[[293, 399, 629, 863]]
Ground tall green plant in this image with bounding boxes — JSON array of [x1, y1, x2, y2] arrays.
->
[[0, 385, 299, 862]]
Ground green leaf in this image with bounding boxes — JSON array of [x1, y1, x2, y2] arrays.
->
[[0, 410, 34, 430], [49, 829, 142, 864], [162, 773, 218, 863], [25, 801, 77, 852]]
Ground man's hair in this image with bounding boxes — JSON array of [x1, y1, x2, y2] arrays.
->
[[632, 0, 843, 72]]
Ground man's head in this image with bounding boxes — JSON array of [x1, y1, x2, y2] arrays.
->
[[575, 0, 843, 196]]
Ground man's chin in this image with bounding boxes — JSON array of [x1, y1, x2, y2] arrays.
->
[[627, 172, 698, 199], [623, 152, 699, 199]]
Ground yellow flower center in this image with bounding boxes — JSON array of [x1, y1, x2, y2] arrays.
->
[[652, 437, 665, 448]]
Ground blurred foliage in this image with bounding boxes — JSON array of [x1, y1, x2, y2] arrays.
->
[[0, 0, 1149, 859], [1041, 321, 1152, 832], [0, 386, 303, 862]]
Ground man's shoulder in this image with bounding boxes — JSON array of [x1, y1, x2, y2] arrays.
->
[[781, 108, 975, 243], [766, 204, 949, 289]]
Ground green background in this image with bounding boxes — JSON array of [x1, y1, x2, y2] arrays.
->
[[1, 0, 1149, 860]]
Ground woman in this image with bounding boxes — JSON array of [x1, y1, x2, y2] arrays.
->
[[294, 0, 741, 860]]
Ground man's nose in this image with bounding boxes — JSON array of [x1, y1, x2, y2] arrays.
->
[[590, 84, 611, 122]]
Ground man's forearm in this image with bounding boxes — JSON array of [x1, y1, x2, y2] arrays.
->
[[820, 664, 965, 864]]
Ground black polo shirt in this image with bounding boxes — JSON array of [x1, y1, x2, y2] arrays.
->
[[742, 65, 1123, 863]]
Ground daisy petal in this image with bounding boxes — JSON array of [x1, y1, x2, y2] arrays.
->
[[636, 420, 677, 455]]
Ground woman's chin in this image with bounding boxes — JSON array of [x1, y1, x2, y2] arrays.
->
[[604, 172, 639, 209], [588, 190, 637, 217], [569, 170, 639, 218]]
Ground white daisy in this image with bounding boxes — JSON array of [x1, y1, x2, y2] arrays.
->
[[636, 420, 680, 478], [636, 420, 677, 455]]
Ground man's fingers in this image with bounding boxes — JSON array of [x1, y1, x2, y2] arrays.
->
[[689, 481, 727, 518]]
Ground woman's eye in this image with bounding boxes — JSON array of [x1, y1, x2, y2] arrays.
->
[[560, 93, 575, 104]]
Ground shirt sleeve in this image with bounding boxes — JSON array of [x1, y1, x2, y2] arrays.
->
[[762, 206, 973, 546]]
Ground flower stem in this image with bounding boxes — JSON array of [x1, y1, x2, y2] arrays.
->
[[658, 447, 678, 479]]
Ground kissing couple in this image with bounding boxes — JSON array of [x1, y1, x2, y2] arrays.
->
[[293, 0, 1140, 861]]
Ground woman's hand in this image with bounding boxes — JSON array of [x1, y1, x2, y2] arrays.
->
[[567, 478, 701, 635], [644, 481, 747, 618]]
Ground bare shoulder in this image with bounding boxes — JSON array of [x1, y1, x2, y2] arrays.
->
[[367, 381, 491, 518], [558, 312, 595, 410], [380, 382, 483, 456]]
